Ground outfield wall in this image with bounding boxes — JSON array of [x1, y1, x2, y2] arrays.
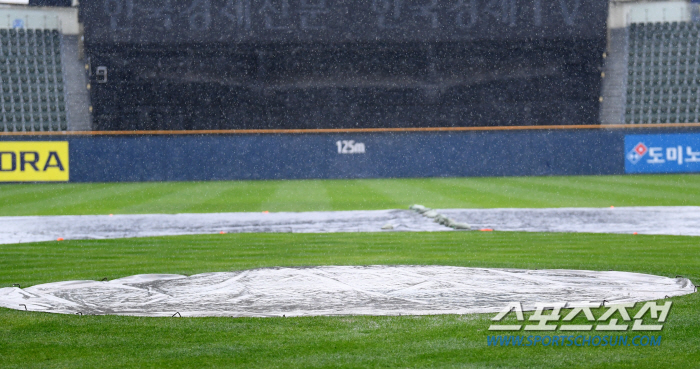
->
[[1, 126, 700, 182]]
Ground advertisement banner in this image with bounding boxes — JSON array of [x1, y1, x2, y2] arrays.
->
[[625, 134, 700, 174], [0, 141, 69, 182]]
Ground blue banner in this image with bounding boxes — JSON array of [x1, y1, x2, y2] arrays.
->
[[625, 134, 700, 173], [7, 128, 700, 182], [0, 130, 626, 182]]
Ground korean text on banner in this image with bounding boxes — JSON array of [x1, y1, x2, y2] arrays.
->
[[625, 134, 700, 174]]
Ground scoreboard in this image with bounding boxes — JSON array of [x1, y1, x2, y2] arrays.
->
[[81, 0, 608, 44], [81, 0, 608, 130]]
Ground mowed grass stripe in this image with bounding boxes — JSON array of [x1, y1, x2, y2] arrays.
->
[[115, 182, 232, 214], [493, 177, 669, 207], [92, 183, 197, 215], [422, 178, 543, 208], [2, 174, 700, 215], [324, 180, 403, 211], [420, 178, 575, 208], [0, 183, 111, 212], [362, 178, 458, 209], [431, 175, 696, 208], [263, 180, 331, 212], [546, 176, 700, 205], [0, 183, 168, 216], [198, 181, 278, 213], [584, 174, 700, 189], [1, 232, 697, 287]]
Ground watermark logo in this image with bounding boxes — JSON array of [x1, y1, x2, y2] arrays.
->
[[486, 334, 661, 347], [489, 301, 671, 331], [487, 301, 671, 348]]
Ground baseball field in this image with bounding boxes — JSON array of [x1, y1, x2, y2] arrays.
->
[[1, 174, 699, 368]]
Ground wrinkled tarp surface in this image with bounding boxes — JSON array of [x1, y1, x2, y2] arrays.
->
[[0, 266, 693, 317], [440, 206, 700, 236], [0, 210, 445, 244], [1, 206, 700, 245]]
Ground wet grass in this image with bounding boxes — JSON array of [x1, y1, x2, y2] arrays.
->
[[2, 174, 700, 367], [2, 174, 700, 216], [1, 231, 699, 368]]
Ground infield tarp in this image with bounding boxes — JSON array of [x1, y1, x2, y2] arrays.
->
[[2, 206, 700, 244], [0, 266, 694, 317]]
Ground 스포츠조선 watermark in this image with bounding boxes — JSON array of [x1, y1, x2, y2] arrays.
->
[[486, 301, 671, 348]]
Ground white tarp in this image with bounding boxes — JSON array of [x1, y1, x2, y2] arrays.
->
[[2, 206, 700, 245], [437, 206, 700, 236], [0, 210, 448, 244], [0, 266, 694, 317]]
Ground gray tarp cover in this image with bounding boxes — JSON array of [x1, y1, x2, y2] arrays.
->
[[2, 206, 700, 245], [440, 207, 700, 236], [0, 266, 694, 317], [1, 207, 696, 317], [0, 210, 444, 244]]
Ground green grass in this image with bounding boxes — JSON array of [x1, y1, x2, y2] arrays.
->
[[2, 175, 700, 368], [2, 174, 700, 215], [1, 232, 697, 288], [1, 232, 699, 368]]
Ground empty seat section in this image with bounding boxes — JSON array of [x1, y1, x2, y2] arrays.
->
[[626, 21, 700, 124], [0, 28, 67, 132]]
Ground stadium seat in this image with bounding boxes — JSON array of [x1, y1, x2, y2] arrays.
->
[[0, 27, 67, 131], [627, 22, 700, 120]]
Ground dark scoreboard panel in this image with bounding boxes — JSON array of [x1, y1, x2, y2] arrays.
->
[[82, 0, 608, 130], [81, 0, 607, 44], [86, 39, 605, 130]]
